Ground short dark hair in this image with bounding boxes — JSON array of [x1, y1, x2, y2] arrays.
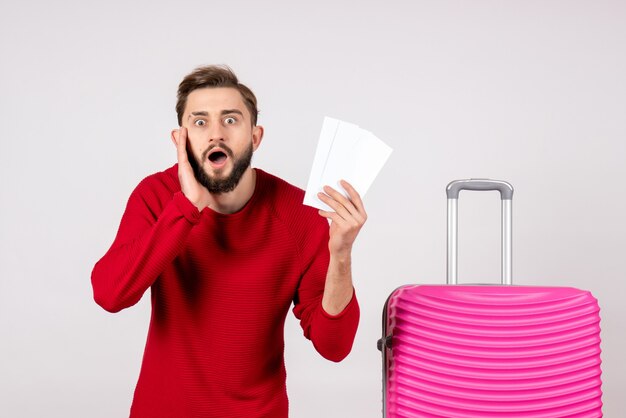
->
[[176, 65, 258, 126]]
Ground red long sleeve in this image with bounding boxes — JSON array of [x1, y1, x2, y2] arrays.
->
[[92, 188, 201, 312], [91, 165, 359, 418]]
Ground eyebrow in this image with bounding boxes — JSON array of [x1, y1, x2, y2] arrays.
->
[[188, 111, 208, 119], [187, 109, 244, 120], [221, 109, 244, 117]]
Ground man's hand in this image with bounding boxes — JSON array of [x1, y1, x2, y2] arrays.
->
[[172, 127, 213, 212], [317, 180, 367, 257], [317, 180, 367, 314]]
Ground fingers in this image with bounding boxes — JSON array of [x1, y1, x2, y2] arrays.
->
[[317, 208, 343, 223], [318, 181, 368, 255], [339, 180, 366, 217], [175, 127, 189, 165], [318, 189, 352, 221], [317, 181, 367, 223], [172, 127, 211, 211]]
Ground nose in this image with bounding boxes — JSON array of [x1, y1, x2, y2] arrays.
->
[[207, 122, 226, 143]]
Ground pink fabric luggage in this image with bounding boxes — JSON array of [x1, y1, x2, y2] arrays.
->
[[378, 179, 603, 417]]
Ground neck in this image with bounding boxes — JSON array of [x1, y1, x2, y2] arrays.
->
[[211, 167, 257, 214]]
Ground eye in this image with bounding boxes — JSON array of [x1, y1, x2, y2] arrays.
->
[[194, 119, 206, 127], [224, 117, 237, 125]]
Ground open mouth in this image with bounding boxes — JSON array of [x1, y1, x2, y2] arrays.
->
[[207, 149, 228, 167]]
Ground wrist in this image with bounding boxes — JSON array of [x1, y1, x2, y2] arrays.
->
[[193, 199, 207, 212], [182, 192, 209, 212], [322, 287, 354, 316], [330, 248, 352, 263]]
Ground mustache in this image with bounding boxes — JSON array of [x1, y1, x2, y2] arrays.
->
[[201, 144, 234, 162]]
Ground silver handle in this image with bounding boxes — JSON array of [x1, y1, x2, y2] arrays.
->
[[446, 179, 514, 285]]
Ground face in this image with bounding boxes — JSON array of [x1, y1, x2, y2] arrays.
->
[[180, 87, 263, 194]]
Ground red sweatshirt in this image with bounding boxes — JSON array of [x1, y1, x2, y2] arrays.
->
[[91, 165, 359, 418]]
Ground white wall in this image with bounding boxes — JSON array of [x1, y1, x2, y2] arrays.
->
[[1, 1, 624, 416]]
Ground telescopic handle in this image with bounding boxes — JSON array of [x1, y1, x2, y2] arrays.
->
[[446, 179, 514, 285]]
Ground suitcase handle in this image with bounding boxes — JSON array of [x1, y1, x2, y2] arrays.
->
[[446, 179, 514, 285]]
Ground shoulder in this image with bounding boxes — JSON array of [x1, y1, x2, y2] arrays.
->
[[257, 169, 301, 200], [256, 169, 317, 218], [134, 164, 179, 194], [128, 164, 180, 210], [256, 168, 329, 239]]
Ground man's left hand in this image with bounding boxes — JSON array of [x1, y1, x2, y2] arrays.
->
[[317, 180, 367, 256]]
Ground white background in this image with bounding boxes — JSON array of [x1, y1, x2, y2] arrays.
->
[[1, 1, 625, 416]]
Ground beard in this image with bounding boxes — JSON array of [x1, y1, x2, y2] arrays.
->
[[187, 142, 253, 194]]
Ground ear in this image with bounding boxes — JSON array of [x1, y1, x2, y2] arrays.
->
[[252, 125, 264, 151], [171, 129, 180, 147]]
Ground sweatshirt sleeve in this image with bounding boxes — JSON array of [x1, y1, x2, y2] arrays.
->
[[292, 216, 360, 362], [91, 178, 201, 313]]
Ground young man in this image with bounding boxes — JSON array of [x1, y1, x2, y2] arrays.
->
[[91, 65, 367, 417]]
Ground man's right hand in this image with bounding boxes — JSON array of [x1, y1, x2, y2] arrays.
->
[[172, 126, 213, 212]]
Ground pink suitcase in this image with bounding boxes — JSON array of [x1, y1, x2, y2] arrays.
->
[[379, 179, 603, 417]]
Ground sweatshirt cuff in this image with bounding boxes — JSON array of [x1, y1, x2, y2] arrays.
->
[[320, 290, 358, 320], [173, 192, 202, 224]]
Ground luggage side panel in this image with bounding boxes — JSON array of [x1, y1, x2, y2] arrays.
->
[[383, 285, 602, 418]]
